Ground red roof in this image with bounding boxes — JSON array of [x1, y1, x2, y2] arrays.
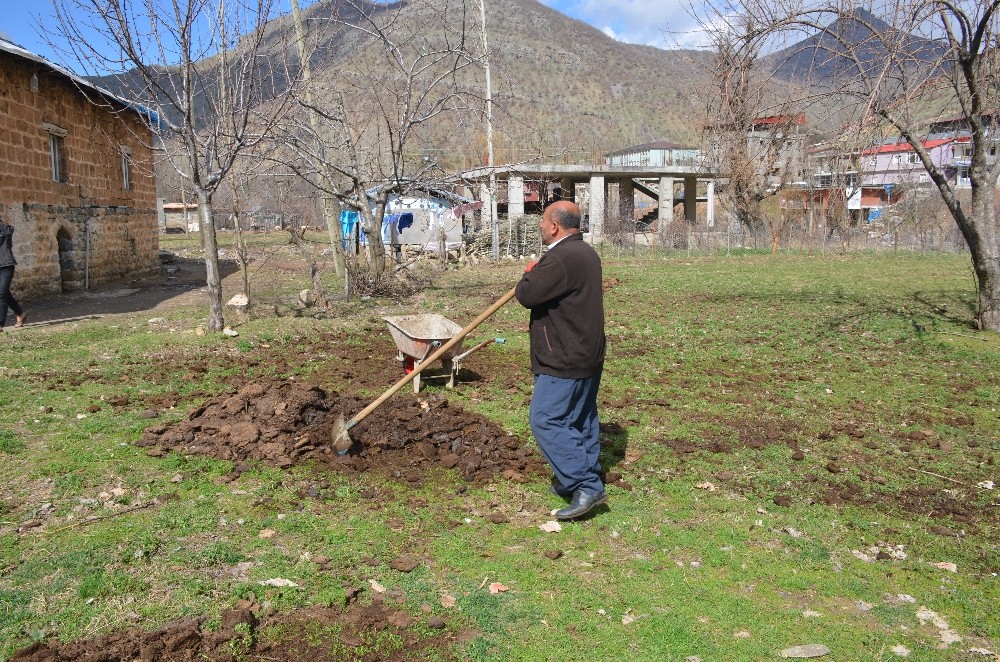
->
[[862, 138, 952, 155], [753, 113, 806, 126]]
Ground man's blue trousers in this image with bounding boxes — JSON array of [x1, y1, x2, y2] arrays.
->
[[529, 372, 604, 496]]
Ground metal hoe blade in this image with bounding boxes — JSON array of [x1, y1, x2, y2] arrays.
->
[[331, 415, 353, 456]]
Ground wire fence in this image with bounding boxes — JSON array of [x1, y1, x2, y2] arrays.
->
[[463, 213, 969, 258], [166, 204, 970, 259]]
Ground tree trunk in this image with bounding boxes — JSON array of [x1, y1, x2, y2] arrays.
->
[[965, 191, 1000, 331], [197, 191, 225, 332], [969, 245, 1000, 331], [323, 196, 344, 276]]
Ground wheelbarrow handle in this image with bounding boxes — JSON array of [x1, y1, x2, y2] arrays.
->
[[345, 286, 517, 429], [452, 337, 505, 363]]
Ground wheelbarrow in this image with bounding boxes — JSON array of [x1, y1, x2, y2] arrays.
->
[[383, 313, 505, 392]]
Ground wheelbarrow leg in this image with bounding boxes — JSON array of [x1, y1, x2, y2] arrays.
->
[[444, 358, 456, 388]]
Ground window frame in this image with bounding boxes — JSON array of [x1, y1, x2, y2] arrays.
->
[[121, 146, 132, 191], [43, 122, 68, 183]]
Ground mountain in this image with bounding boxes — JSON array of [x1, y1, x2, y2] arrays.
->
[[767, 7, 946, 85], [90, 0, 716, 167], [90, 0, 960, 178]]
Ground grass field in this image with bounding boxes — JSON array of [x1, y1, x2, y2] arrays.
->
[[1, 246, 997, 660]]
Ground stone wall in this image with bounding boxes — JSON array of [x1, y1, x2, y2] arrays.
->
[[0, 50, 158, 298]]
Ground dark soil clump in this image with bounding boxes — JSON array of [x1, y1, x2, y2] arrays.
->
[[137, 376, 547, 485], [12, 602, 460, 661]]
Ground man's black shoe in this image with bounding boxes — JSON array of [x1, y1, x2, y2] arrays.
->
[[550, 476, 572, 498], [555, 489, 607, 520]]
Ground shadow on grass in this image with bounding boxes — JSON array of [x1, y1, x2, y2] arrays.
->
[[599, 420, 630, 478], [20, 257, 240, 327]]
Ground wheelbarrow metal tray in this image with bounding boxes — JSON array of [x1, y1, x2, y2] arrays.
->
[[383, 314, 465, 360]]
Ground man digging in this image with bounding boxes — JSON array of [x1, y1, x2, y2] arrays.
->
[[515, 201, 607, 520]]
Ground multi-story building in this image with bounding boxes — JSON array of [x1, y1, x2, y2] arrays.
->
[[604, 141, 701, 168], [0, 38, 158, 298], [860, 138, 961, 188], [705, 113, 807, 191], [927, 112, 999, 188]]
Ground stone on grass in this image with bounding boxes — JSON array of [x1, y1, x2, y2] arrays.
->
[[779, 644, 830, 658]]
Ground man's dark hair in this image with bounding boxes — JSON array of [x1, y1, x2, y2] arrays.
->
[[548, 205, 581, 230]]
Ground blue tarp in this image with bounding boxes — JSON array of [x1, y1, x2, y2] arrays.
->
[[339, 210, 367, 248]]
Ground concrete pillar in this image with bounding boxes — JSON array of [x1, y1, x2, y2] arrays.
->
[[508, 176, 525, 220], [589, 175, 605, 241], [479, 181, 494, 231], [684, 176, 698, 223], [706, 181, 715, 228], [619, 178, 634, 232], [657, 177, 673, 246], [560, 177, 574, 201]]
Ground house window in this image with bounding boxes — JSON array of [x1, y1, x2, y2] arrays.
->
[[121, 146, 132, 190], [906, 153, 919, 164], [43, 122, 67, 183]]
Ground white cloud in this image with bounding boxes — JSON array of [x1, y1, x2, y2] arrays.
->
[[576, 0, 696, 48]]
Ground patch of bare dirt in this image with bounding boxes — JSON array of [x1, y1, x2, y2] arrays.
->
[[137, 375, 547, 485], [12, 601, 465, 661]]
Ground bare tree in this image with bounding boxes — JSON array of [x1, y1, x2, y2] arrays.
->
[[279, 0, 477, 285], [51, 0, 299, 331], [708, 0, 1000, 328], [697, 5, 811, 252]]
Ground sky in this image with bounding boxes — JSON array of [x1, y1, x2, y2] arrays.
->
[[0, 0, 703, 70], [539, 0, 702, 49], [1, 4, 62, 63]]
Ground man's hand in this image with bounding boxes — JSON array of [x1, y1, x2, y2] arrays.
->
[[525, 260, 538, 273]]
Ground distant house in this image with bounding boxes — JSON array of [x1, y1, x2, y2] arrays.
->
[[705, 113, 807, 189], [604, 141, 701, 168], [340, 184, 482, 250], [860, 138, 963, 188], [927, 112, 1000, 188], [0, 38, 158, 297], [161, 202, 200, 233]]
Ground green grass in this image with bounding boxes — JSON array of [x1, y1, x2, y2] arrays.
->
[[1, 249, 998, 660]]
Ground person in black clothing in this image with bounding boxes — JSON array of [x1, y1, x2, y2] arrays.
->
[[0, 219, 26, 332], [515, 201, 607, 520]]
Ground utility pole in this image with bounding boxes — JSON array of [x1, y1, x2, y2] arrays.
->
[[479, 0, 499, 261], [291, 0, 344, 276]]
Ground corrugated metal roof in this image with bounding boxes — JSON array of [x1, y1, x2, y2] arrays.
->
[[0, 36, 161, 128]]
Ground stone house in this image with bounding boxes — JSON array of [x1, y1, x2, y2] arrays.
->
[[0, 38, 158, 298]]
